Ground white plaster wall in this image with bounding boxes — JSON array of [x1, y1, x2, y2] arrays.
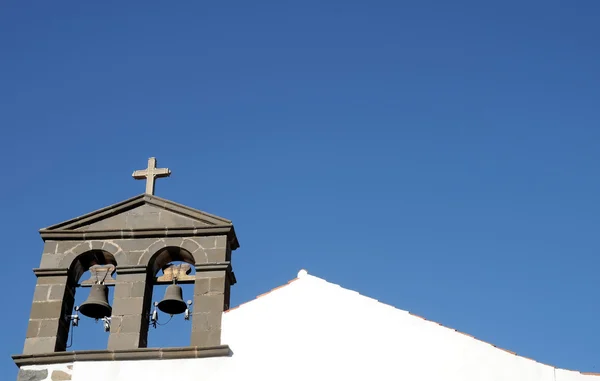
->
[[71, 272, 600, 381]]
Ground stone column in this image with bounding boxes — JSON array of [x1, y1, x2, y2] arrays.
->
[[24, 269, 74, 354], [107, 265, 151, 350], [191, 262, 232, 347]]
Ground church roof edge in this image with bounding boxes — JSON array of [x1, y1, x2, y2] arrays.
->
[[225, 269, 599, 377]]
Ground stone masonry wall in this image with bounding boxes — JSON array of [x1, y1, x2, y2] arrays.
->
[[39, 236, 228, 269], [24, 235, 230, 353], [17, 363, 72, 381]]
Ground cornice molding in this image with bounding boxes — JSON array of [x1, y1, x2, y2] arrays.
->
[[32, 268, 69, 277], [12, 345, 232, 367], [195, 262, 236, 285], [116, 265, 148, 275], [40, 225, 237, 246]]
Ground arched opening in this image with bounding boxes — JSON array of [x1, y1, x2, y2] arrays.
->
[[147, 247, 195, 348], [67, 250, 117, 351]]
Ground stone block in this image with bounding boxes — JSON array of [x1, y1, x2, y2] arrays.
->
[[23, 336, 58, 354], [215, 235, 228, 248], [51, 370, 71, 380], [48, 285, 66, 301], [196, 236, 216, 249], [35, 275, 67, 285], [191, 312, 215, 331], [193, 278, 210, 295], [17, 369, 48, 381], [194, 294, 224, 313], [127, 251, 146, 265], [193, 251, 209, 264], [85, 240, 102, 250], [107, 332, 142, 350], [111, 239, 142, 254], [144, 239, 168, 259], [113, 283, 132, 299], [30, 301, 62, 319], [130, 282, 147, 297], [43, 241, 59, 255], [209, 278, 225, 293], [114, 251, 133, 267], [190, 329, 221, 347], [158, 210, 195, 228], [103, 240, 122, 253], [112, 297, 144, 316], [163, 237, 184, 246], [180, 239, 201, 254], [33, 285, 50, 302], [205, 248, 226, 262], [38, 319, 61, 337], [55, 241, 78, 255], [119, 315, 143, 334], [109, 316, 123, 334], [26, 320, 41, 338], [39, 254, 63, 269]]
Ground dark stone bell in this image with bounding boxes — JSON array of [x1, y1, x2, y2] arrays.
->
[[157, 284, 188, 315], [79, 284, 112, 319]]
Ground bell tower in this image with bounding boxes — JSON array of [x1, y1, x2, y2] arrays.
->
[[12, 158, 239, 381]]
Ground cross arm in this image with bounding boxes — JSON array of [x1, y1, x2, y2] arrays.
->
[[132, 170, 148, 179], [154, 168, 171, 177]]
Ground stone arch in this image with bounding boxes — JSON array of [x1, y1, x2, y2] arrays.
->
[[68, 249, 117, 284], [57, 241, 122, 270], [145, 246, 197, 347], [147, 246, 195, 277], [43, 250, 118, 352], [137, 238, 209, 268]]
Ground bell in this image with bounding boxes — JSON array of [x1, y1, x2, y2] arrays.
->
[[157, 284, 188, 315], [79, 284, 112, 319]]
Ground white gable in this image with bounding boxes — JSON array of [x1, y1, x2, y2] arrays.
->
[[63, 271, 597, 381]]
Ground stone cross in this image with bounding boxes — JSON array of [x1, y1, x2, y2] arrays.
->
[[132, 157, 171, 195]]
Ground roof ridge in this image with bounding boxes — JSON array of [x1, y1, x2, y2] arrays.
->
[[317, 275, 600, 377], [227, 270, 600, 377], [225, 277, 300, 313]]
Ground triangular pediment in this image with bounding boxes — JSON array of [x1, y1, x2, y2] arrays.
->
[[73, 203, 213, 231], [39, 194, 238, 247]]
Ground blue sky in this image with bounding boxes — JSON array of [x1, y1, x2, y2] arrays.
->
[[2, 0, 600, 378]]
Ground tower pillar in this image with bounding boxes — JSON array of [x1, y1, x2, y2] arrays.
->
[[191, 261, 235, 347], [23, 269, 73, 354], [108, 266, 152, 350]]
